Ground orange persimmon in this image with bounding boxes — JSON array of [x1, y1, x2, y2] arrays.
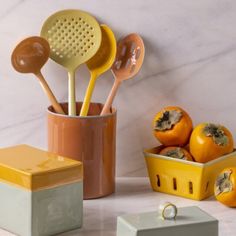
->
[[159, 146, 193, 161], [153, 106, 193, 146], [190, 123, 234, 163], [214, 167, 236, 207]]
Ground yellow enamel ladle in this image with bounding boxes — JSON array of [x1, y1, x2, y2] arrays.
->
[[80, 24, 117, 116]]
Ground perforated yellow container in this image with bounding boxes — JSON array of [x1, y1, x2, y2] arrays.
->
[[144, 146, 236, 200]]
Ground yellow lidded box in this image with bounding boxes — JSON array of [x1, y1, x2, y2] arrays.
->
[[0, 144, 83, 236], [0, 144, 82, 190], [144, 146, 236, 200]]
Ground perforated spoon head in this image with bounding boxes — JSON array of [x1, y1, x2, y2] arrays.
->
[[11, 36, 50, 74], [86, 24, 116, 76], [40, 9, 102, 71], [112, 33, 145, 82]]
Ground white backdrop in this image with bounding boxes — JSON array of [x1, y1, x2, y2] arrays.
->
[[1, 0, 236, 176]]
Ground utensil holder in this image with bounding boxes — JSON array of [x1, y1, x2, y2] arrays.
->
[[47, 102, 116, 199]]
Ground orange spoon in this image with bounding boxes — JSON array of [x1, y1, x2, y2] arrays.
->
[[11, 36, 65, 114], [100, 33, 145, 115]]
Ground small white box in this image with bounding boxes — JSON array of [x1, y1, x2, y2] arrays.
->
[[117, 206, 218, 236]]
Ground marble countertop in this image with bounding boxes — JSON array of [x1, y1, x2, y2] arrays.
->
[[0, 177, 235, 236]]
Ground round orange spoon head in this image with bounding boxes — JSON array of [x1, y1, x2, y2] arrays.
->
[[11, 36, 50, 74], [112, 33, 145, 81]]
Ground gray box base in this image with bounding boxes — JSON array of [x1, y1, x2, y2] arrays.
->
[[0, 181, 83, 236], [117, 206, 218, 236]]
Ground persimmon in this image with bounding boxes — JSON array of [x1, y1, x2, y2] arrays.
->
[[153, 106, 193, 146], [214, 167, 236, 207], [159, 146, 193, 161], [190, 123, 234, 163]]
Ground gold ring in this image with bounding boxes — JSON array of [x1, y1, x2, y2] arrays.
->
[[159, 202, 178, 220]]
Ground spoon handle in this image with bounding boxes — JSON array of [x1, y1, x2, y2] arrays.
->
[[68, 70, 76, 116], [36, 72, 65, 114], [80, 72, 98, 116], [101, 79, 121, 115]]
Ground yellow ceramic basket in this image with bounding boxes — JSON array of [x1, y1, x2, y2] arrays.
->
[[144, 146, 236, 200]]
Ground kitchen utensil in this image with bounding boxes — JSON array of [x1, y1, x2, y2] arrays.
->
[[100, 33, 145, 115], [80, 24, 117, 116], [41, 9, 102, 116], [11, 36, 65, 114]]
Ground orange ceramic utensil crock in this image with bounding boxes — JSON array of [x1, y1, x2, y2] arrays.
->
[[47, 102, 116, 199]]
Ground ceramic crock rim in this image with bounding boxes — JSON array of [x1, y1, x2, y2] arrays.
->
[[47, 102, 117, 119]]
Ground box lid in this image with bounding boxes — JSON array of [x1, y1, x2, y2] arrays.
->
[[0, 145, 82, 191], [118, 206, 218, 231]]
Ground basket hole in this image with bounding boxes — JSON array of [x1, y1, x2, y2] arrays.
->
[[173, 178, 177, 190], [205, 181, 209, 192], [156, 175, 161, 187], [189, 181, 193, 194]]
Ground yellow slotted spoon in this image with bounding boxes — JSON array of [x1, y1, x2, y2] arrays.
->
[[80, 24, 117, 116], [41, 9, 102, 116]]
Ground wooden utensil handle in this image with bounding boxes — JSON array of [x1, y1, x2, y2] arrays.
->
[[101, 79, 121, 115], [36, 72, 65, 114]]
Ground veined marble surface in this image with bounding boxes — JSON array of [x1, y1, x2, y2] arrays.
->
[[1, 0, 236, 176], [0, 178, 235, 236]]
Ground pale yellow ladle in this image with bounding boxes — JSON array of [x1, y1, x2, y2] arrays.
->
[[11, 36, 65, 114], [80, 24, 117, 116], [100, 33, 145, 115], [41, 9, 102, 116]]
